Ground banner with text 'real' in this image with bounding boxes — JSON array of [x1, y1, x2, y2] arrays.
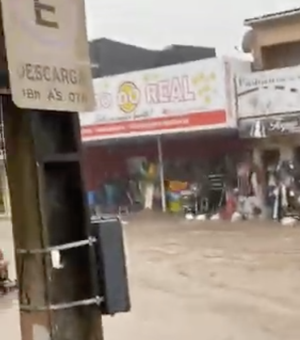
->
[[0, 0, 95, 112], [80, 58, 231, 141]]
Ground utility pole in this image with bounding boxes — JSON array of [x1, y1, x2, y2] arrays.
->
[[0, 0, 105, 339], [3, 98, 104, 340]]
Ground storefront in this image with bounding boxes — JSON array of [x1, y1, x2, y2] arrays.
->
[[81, 57, 251, 217], [236, 65, 300, 222]]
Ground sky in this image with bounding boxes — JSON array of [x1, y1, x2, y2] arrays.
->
[[85, 0, 300, 57]]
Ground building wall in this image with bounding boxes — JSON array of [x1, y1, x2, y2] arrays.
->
[[89, 38, 216, 78], [261, 42, 300, 69], [243, 13, 300, 194], [251, 17, 300, 69], [255, 18, 300, 46]]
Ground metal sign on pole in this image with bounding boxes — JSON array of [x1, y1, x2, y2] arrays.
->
[[0, 0, 95, 112]]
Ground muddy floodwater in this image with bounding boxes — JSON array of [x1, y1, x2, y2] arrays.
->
[[1, 214, 300, 340]]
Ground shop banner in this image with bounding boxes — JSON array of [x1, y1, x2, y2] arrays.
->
[[236, 65, 300, 118], [80, 58, 232, 141], [239, 114, 300, 139]]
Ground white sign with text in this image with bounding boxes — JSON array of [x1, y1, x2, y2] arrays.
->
[[0, 0, 95, 112], [236, 65, 300, 118], [80, 58, 233, 140]]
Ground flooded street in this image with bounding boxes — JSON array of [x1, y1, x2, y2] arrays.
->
[[1, 214, 300, 339]]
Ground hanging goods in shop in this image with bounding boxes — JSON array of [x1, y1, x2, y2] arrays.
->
[[236, 161, 263, 220], [270, 160, 300, 223]]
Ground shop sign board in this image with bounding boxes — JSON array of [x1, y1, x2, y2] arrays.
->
[[239, 113, 300, 139], [0, 0, 95, 112], [236, 65, 300, 118], [80, 58, 238, 141]]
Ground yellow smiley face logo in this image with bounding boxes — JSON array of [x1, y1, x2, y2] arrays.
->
[[117, 82, 140, 113]]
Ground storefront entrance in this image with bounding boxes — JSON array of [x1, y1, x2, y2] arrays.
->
[[83, 132, 248, 218]]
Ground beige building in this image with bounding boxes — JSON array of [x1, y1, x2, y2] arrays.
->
[[235, 8, 300, 218], [239, 8, 300, 164], [243, 8, 300, 70]]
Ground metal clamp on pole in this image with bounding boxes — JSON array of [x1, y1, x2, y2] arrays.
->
[[20, 296, 103, 312], [16, 237, 97, 255]]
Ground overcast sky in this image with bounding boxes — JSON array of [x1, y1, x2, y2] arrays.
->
[[85, 0, 300, 56]]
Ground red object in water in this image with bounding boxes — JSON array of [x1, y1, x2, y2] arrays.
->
[[222, 190, 237, 220]]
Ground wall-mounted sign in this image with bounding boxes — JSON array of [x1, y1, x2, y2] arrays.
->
[[80, 58, 250, 141], [0, 0, 95, 112], [239, 113, 300, 139], [236, 65, 300, 118]]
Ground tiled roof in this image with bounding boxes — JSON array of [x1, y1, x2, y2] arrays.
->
[[244, 7, 300, 26]]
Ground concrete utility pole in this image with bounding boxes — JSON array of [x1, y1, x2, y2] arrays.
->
[[3, 98, 104, 340], [0, 2, 104, 339]]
